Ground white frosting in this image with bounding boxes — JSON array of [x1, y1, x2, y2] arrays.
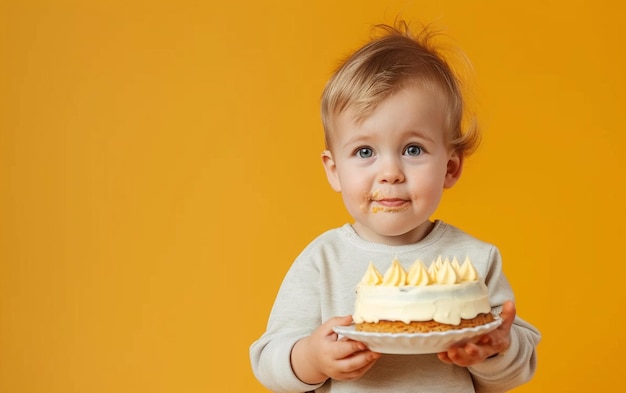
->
[[353, 257, 491, 325]]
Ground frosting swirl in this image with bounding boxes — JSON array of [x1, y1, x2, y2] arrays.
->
[[434, 258, 459, 284], [406, 260, 431, 286], [359, 262, 383, 286], [458, 256, 479, 282], [356, 256, 480, 287], [381, 258, 407, 286]]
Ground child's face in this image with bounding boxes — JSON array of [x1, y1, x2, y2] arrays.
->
[[322, 85, 462, 245]]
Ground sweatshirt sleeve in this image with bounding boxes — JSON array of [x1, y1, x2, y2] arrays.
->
[[249, 252, 326, 393], [469, 317, 541, 393], [468, 246, 542, 393]]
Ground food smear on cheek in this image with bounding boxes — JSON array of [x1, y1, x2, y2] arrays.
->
[[360, 191, 376, 213]]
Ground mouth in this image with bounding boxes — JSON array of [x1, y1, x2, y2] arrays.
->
[[374, 198, 408, 207], [370, 197, 410, 213]]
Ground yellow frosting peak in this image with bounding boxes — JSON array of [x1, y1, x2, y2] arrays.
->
[[428, 256, 440, 280], [356, 256, 481, 288], [359, 262, 383, 286], [458, 256, 479, 282], [381, 258, 407, 286], [434, 258, 459, 284], [406, 259, 431, 286], [451, 256, 461, 272]]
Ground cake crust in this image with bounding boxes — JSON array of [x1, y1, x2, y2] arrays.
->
[[355, 312, 495, 333]]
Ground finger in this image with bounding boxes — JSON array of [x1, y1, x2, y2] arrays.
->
[[352, 355, 378, 376], [321, 315, 353, 337], [478, 334, 491, 345], [446, 344, 488, 367], [335, 354, 380, 381], [336, 350, 380, 373], [325, 315, 353, 329], [463, 342, 482, 357], [334, 337, 368, 357], [499, 300, 516, 331], [437, 351, 453, 364]]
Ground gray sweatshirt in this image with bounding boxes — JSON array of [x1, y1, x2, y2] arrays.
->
[[250, 221, 540, 393]]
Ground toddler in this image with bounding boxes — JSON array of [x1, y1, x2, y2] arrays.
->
[[250, 21, 540, 393]]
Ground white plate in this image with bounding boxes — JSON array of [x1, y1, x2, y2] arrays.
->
[[333, 317, 502, 355]]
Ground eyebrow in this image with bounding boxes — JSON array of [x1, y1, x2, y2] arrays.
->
[[340, 129, 437, 150], [406, 129, 436, 144]]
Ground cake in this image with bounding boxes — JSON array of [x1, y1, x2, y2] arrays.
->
[[353, 256, 494, 333]]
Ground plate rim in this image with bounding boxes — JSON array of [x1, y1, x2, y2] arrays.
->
[[332, 317, 503, 354]]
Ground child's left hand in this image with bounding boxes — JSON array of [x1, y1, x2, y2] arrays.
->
[[437, 300, 515, 367]]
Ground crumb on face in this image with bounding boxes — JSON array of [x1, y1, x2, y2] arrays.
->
[[371, 206, 408, 213]]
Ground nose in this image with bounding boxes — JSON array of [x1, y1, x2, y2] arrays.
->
[[376, 156, 405, 184]]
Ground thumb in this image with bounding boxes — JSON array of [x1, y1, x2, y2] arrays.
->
[[499, 300, 516, 331], [324, 315, 353, 329], [320, 315, 353, 341]]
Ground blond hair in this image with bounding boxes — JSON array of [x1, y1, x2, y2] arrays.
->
[[321, 21, 480, 157]]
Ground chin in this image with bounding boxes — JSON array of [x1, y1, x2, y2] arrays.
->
[[369, 220, 432, 241], [371, 225, 420, 239]]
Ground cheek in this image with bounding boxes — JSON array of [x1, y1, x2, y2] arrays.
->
[[336, 166, 368, 191], [407, 168, 447, 197], [337, 173, 370, 206], [340, 177, 370, 199]]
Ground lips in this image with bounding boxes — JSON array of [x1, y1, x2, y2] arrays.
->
[[369, 191, 410, 213], [370, 198, 411, 214], [375, 198, 408, 208]]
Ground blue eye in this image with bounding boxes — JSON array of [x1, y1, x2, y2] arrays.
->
[[356, 147, 373, 158], [405, 145, 422, 157]]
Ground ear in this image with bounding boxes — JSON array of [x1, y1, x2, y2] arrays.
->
[[321, 150, 342, 192], [443, 151, 463, 189]]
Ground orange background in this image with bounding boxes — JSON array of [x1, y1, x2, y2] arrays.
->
[[1, 1, 624, 392]]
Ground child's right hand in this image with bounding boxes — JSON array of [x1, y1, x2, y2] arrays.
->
[[290, 315, 381, 385]]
